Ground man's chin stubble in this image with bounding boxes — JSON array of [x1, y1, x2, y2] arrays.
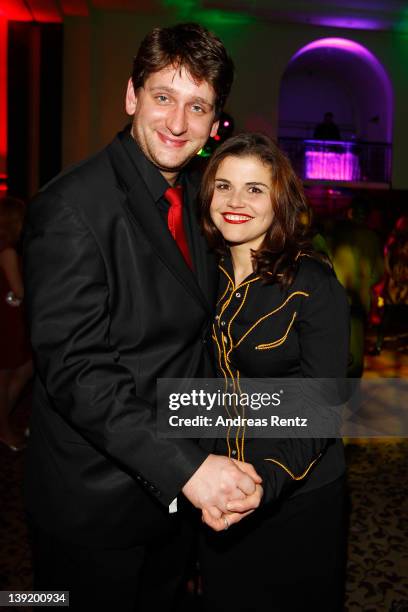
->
[[150, 151, 196, 174]]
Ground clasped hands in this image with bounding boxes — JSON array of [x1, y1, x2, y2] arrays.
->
[[182, 454, 263, 532]]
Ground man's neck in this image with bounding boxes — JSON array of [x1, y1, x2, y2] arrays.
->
[[130, 127, 179, 186], [160, 170, 178, 186]]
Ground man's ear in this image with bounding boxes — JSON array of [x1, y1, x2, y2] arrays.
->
[[210, 119, 219, 138], [125, 78, 137, 115]]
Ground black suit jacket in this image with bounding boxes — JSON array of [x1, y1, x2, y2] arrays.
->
[[23, 134, 217, 547]]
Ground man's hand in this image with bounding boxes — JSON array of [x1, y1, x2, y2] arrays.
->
[[201, 482, 264, 531], [182, 454, 262, 514]]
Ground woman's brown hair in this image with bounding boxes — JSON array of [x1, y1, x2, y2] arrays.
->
[[200, 133, 328, 287]]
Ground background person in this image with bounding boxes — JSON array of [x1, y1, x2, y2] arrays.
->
[[373, 214, 408, 353], [314, 111, 341, 141], [327, 197, 384, 376], [0, 196, 32, 451]]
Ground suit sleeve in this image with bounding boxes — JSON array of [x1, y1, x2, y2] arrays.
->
[[23, 191, 207, 506], [258, 268, 350, 503]]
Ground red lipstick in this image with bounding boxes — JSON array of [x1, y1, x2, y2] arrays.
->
[[221, 212, 253, 224]]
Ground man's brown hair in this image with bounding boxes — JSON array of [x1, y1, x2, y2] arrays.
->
[[132, 22, 234, 117]]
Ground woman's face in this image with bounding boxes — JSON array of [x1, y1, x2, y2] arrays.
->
[[210, 155, 274, 251]]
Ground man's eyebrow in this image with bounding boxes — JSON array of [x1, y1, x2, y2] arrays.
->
[[149, 86, 213, 107]]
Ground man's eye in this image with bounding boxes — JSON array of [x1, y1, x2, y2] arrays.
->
[[156, 95, 169, 103], [192, 105, 204, 113]]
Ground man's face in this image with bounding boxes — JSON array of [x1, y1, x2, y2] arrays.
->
[[126, 65, 219, 183]]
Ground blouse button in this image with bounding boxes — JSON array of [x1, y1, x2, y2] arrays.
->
[[220, 321, 226, 327], [235, 292, 241, 298]]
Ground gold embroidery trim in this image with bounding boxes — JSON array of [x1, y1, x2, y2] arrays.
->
[[212, 323, 232, 457], [219, 264, 234, 288], [219, 283, 252, 460], [217, 280, 231, 306], [219, 287, 235, 322], [255, 311, 297, 350], [295, 251, 313, 261], [236, 370, 246, 463], [218, 264, 260, 292], [217, 272, 259, 329], [236, 276, 261, 290], [226, 284, 250, 362], [264, 453, 322, 480], [221, 334, 242, 460], [234, 291, 309, 348]]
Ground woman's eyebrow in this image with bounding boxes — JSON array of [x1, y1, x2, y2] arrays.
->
[[246, 181, 270, 188], [215, 178, 270, 189]]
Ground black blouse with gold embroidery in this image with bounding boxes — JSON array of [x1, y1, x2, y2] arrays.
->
[[211, 254, 350, 503]]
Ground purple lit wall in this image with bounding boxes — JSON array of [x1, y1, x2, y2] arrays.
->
[[278, 37, 393, 144], [290, 38, 393, 142]]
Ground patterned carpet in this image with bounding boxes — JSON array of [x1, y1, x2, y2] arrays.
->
[[0, 346, 407, 611], [344, 441, 408, 611]]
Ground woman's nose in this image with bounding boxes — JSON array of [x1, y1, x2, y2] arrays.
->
[[227, 194, 246, 209]]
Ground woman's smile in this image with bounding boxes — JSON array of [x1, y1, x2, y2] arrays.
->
[[221, 212, 254, 224], [210, 155, 274, 250]]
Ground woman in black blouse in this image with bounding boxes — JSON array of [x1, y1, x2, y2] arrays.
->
[[198, 133, 350, 612]]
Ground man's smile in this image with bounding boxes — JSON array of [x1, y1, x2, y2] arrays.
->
[[157, 131, 189, 148]]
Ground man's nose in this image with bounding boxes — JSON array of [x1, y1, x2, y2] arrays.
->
[[166, 105, 188, 135]]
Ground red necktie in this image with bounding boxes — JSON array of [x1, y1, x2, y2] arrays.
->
[[164, 185, 193, 269]]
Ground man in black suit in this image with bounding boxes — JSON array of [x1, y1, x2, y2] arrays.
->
[[23, 22, 262, 611]]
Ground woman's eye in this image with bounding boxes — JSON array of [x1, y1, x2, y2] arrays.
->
[[215, 183, 229, 191], [249, 186, 262, 194]]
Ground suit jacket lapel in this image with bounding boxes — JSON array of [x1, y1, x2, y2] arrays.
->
[[107, 136, 211, 313], [183, 173, 218, 313]]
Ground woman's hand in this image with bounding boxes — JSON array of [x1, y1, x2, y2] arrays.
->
[[201, 483, 263, 532]]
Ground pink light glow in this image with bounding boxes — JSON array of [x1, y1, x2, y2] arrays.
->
[[305, 150, 360, 181], [290, 38, 393, 141], [309, 16, 384, 31]]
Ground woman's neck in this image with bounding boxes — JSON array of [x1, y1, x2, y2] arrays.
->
[[230, 244, 254, 287]]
